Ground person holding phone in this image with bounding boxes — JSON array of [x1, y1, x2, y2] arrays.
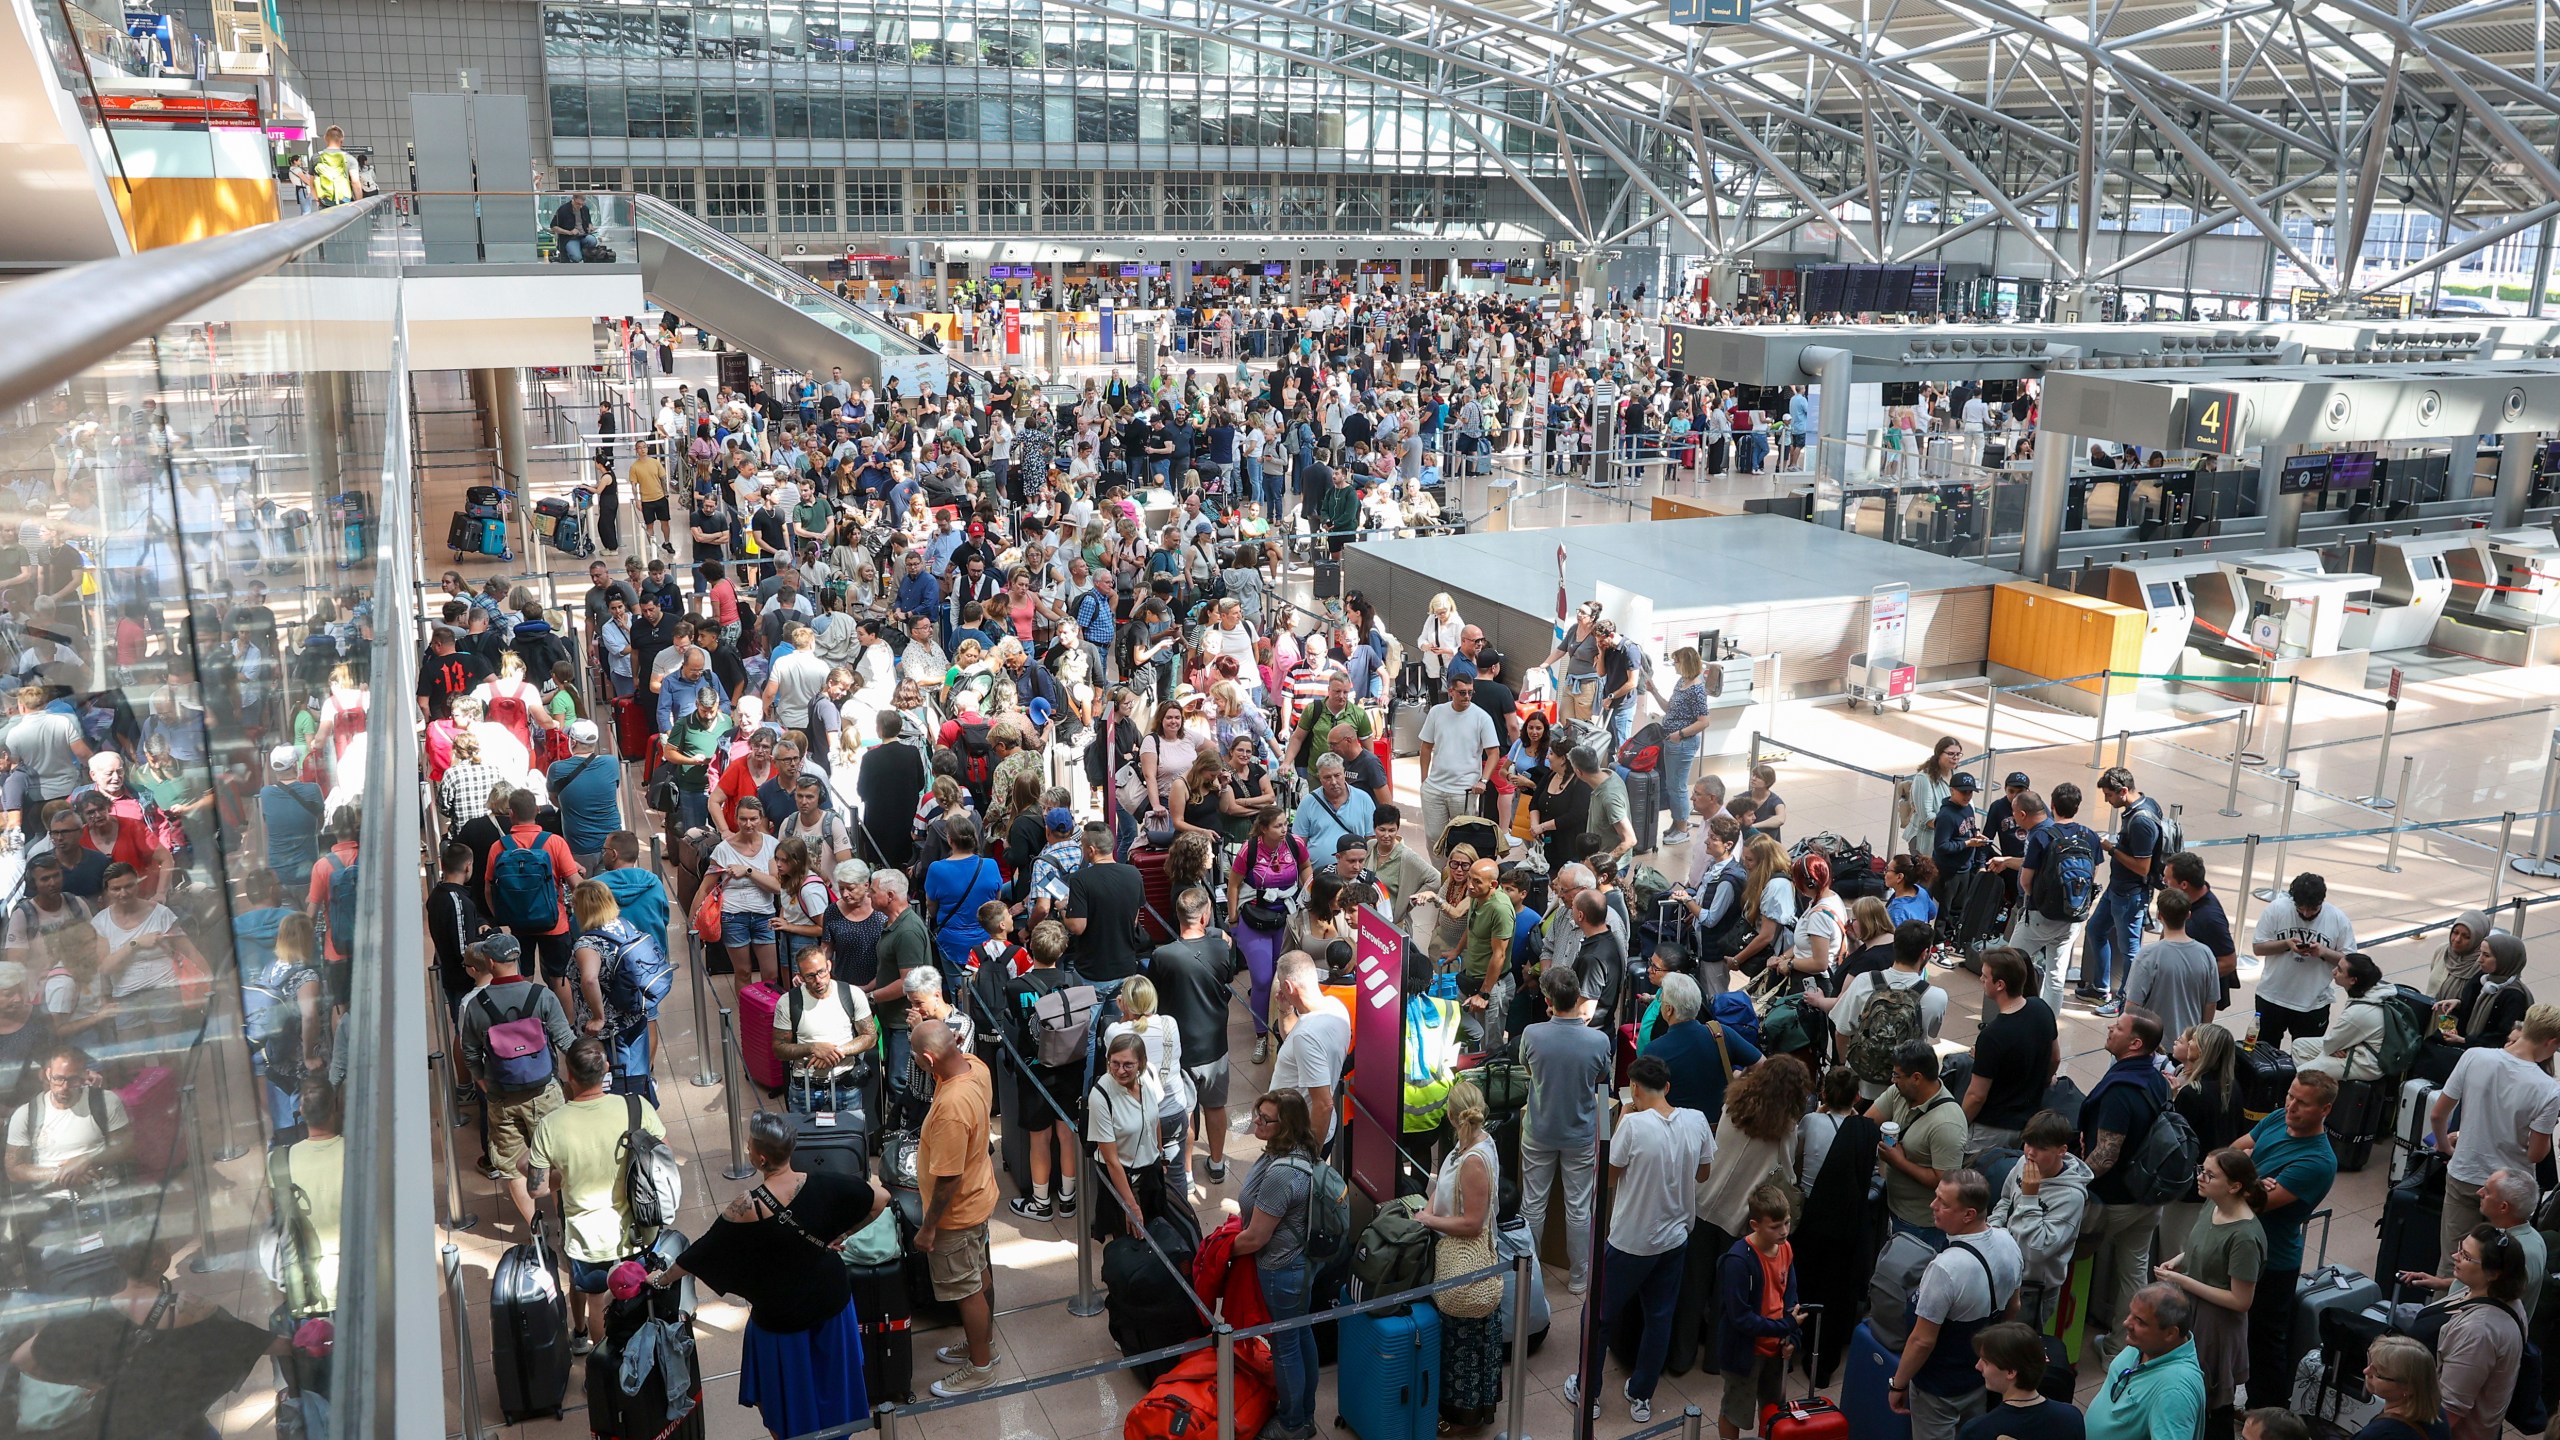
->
[[2247, 873, 2356, 1051]]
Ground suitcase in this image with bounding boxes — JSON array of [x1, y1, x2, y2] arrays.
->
[[448, 512, 481, 555], [2328, 1076, 2390, 1172], [2374, 1155, 2444, 1280], [788, 1109, 873, 1184], [1313, 560, 1343, 601], [1130, 1336, 1277, 1440], [2239, 1042, 2296, 1122], [1628, 768, 1661, 855], [1763, 1305, 1850, 1440], [118, 1066, 183, 1184], [1493, 1215, 1549, 1354], [466, 485, 509, 517], [585, 1295, 703, 1440], [2387, 1078, 2438, 1183], [1840, 1320, 1912, 1440], [844, 1255, 914, 1404], [1336, 1300, 1440, 1440], [2289, 1213, 2384, 1382], [737, 982, 788, 1094], [612, 694, 653, 764], [889, 1141, 963, 1330], [491, 1237, 573, 1423], [2036, 1333, 2078, 1404], [1130, 843, 1175, 945], [335, 492, 370, 570], [2292, 1348, 2384, 1432]]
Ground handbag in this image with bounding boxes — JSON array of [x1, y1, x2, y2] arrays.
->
[[1434, 1224, 1503, 1317]]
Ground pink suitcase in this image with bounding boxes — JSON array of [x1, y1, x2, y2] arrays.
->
[[738, 981, 788, 1095], [119, 1066, 183, 1183]]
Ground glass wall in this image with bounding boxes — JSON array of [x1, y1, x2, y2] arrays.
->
[[0, 203, 414, 1440]]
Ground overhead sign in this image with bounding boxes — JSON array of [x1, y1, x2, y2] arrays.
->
[[1662, 323, 1712, 377], [2183, 389, 2244, 455], [98, 93, 259, 126], [1668, 0, 1753, 21]]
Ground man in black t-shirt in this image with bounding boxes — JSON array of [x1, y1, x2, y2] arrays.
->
[[2163, 850, 2237, 1014], [1964, 946, 2060, 1160], [1145, 887, 1241, 1180], [1062, 825, 1145, 982], [416, 627, 492, 721]]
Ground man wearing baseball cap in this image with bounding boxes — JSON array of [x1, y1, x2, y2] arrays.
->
[[1932, 772, 1992, 889], [456, 933, 573, 1229], [258, 743, 327, 894], [546, 719, 621, 875]]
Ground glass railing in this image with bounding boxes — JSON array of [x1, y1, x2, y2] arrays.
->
[[0, 197, 418, 1440]]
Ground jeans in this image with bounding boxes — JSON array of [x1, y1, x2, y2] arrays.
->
[[1662, 739, 1698, 828], [787, 1071, 868, 1118], [1599, 1242, 1687, 1401], [2081, 888, 2146, 997], [2012, 911, 2076, 1015], [1520, 1136, 1598, 1288], [561, 236, 586, 262], [1605, 698, 1635, 751], [876, 1028, 912, 1115], [1261, 1257, 1318, 1430], [610, 1028, 656, 1106]]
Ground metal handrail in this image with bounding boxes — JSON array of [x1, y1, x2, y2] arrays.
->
[[0, 196, 386, 411]]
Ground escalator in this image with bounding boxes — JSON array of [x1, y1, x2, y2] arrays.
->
[[630, 195, 987, 395]]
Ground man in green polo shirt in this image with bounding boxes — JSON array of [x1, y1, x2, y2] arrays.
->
[[1287, 671, 1373, 777], [2083, 1284, 2205, 1440], [1443, 859, 1513, 1049], [871, 868, 932, 1123], [660, 686, 730, 834]]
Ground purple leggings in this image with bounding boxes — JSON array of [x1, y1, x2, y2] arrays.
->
[[1235, 920, 1284, 1037]]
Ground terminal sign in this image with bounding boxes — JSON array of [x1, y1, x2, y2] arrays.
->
[[2183, 389, 2244, 455], [1669, 0, 1752, 21], [1662, 324, 1713, 377]]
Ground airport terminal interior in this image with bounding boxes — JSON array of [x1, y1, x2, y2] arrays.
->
[[27, 2, 2560, 1440]]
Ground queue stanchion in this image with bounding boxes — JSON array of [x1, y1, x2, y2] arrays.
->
[[2221, 710, 2249, 818], [2113, 728, 2130, 772], [1214, 1323, 1237, 1440], [1980, 685, 1999, 760], [2252, 781, 2298, 903], [2089, 673, 2112, 769], [2513, 730, 2560, 879], [2489, 811, 2519, 912], [2234, 835, 2261, 938], [686, 932, 720, 1088], [2267, 676, 2302, 780], [875, 1404, 898, 1440], [1069, 1161, 1105, 1317], [1495, 1249, 1536, 1440], [2379, 757, 2414, 874], [2359, 686, 2401, 809], [717, 1006, 754, 1181], [446, 1244, 491, 1440], [1682, 1406, 1706, 1440]]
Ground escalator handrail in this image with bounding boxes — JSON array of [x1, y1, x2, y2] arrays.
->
[[627, 195, 992, 388]]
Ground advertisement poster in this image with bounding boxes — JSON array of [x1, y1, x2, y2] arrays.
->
[[1350, 906, 1405, 1204]]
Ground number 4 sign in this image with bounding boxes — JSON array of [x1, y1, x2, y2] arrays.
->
[[2183, 388, 2243, 455]]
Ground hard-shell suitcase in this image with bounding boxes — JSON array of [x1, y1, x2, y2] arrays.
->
[[2374, 1155, 2444, 1279], [1129, 843, 1175, 945], [1841, 1320, 1912, 1440], [2388, 1078, 2438, 1182], [1336, 1299, 1441, 1440], [118, 1066, 183, 1183], [2289, 1212, 2383, 1383], [612, 694, 653, 764], [585, 1286, 703, 1440], [788, 1108, 873, 1185], [448, 512, 481, 555], [2328, 1076, 2389, 1172], [844, 1254, 914, 1404], [737, 982, 788, 1095], [335, 492, 370, 570], [466, 485, 509, 517], [1628, 768, 1661, 855], [492, 1237, 573, 1422], [1313, 560, 1344, 601], [2239, 1042, 2297, 1122], [1763, 1304, 1850, 1440]]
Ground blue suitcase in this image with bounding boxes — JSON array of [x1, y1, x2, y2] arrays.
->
[[1336, 1300, 1440, 1440], [1842, 1321, 1912, 1440]]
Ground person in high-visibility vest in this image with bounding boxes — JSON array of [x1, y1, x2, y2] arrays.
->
[[1402, 948, 1463, 1171]]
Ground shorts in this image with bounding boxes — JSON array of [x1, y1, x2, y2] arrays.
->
[[641, 498, 671, 525], [568, 1252, 614, 1295], [485, 1080, 564, 1180], [1720, 1351, 1787, 1432], [927, 1222, 991, 1301], [722, 911, 776, 948], [515, 926, 575, 983], [1185, 1055, 1231, 1111]]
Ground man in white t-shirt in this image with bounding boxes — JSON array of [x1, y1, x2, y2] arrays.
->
[[772, 946, 877, 1117], [1575, 1055, 1714, 1424], [1270, 953, 1350, 1143], [1416, 673, 1501, 862], [1889, 1171, 2025, 1440], [2248, 871, 2356, 1049], [2431, 1002, 2560, 1277], [5, 1045, 129, 1188]]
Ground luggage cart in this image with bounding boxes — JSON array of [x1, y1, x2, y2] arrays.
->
[[1845, 652, 1914, 712]]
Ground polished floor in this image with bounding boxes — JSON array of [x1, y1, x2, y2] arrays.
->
[[427, 345, 2560, 1440]]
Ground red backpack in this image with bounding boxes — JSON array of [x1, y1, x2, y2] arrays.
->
[[1123, 1338, 1273, 1440]]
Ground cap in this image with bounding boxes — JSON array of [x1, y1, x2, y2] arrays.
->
[[269, 744, 301, 773], [607, 1260, 651, 1301], [1951, 771, 1980, 793], [966, 521, 986, 539], [2004, 771, 2031, 789], [1045, 805, 1077, 831], [0, 962, 28, 992], [569, 719, 601, 745], [468, 934, 523, 966]]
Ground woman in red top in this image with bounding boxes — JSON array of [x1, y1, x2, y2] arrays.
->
[[74, 789, 164, 898], [716, 724, 782, 835]]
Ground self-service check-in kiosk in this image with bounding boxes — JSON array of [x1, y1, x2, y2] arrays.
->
[[2333, 534, 2464, 653], [2176, 551, 2382, 694], [2100, 556, 2219, 679], [2433, 528, 2560, 665]]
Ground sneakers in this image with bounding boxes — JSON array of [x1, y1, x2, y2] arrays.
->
[[1559, 1375, 1600, 1421], [1007, 1195, 1054, 1222], [570, 1331, 594, 1358], [1660, 826, 1691, 847], [2092, 1000, 2125, 1018], [934, 1343, 1000, 1367], [929, 1363, 998, 1398], [1057, 1192, 1078, 1218], [1205, 1159, 1229, 1184], [1252, 1035, 1273, 1066], [1630, 1395, 1653, 1424]]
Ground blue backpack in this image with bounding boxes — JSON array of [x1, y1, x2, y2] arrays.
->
[[2031, 823, 2101, 923], [489, 833, 560, 929], [325, 855, 361, 950], [1709, 990, 1763, 1051], [592, 919, 673, 1035]]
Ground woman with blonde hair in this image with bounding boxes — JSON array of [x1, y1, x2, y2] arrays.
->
[[1416, 593, 1465, 703], [1417, 1077, 1504, 1426], [1102, 975, 1196, 1190], [1729, 834, 1796, 977], [2357, 1336, 2446, 1440], [438, 732, 501, 829]]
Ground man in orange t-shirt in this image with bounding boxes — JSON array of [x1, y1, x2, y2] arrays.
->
[[481, 789, 584, 1007], [912, 1019, 998, 1399]]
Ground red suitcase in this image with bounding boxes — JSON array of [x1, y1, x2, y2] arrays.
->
[[1130, 843, 1175, 945], [611, 692, 652, 764], [737, 981, 788, 1095], [119, 1065, 183, 1184], [1763, 1305, 1848, 1440]]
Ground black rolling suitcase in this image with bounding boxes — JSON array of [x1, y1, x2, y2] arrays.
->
[[2238, 1042, 2297, 1123], [585, 1273, 703, 1440], [492, 1237, 573, 1422], [844, 1249, 915, 1405], [1627, 769, 1661, 855], [1102, 1217, 1208, 1385], [2374, 1153, 2445, 1279]]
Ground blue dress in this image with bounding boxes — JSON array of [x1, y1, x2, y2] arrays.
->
[[674, 1171, 878, 1438]]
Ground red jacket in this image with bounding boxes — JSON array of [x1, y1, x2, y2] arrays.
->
[[1194, 1217, 1272, 1329]]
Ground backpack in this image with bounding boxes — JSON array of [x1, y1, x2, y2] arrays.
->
[[324, 854, 361, 952], [2353, 990, 2429, 1081], [2031, 824, 2101, 922], [484, 681, 532, 738], [1619, 722, 1665, 775], [2131, 797, 2179, 889], [1708, 990, 1763, 1051], [2120, 1091, 2203, 1205], [592, 920, 674, 1036], [478, 987, 557, 1090], [1693, 865, 1753, 965], [617, 1092, 684, 1233], [244, 962, 313, 1076], [1346, 1191, 1430, 1302], [954, 719, 995, 793], [1847, 975, 1932, 1086], [1029, 981, 1100, 1069], [490, 833, 561, 929]]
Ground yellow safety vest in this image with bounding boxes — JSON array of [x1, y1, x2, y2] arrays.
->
[[1401, 996, 1461, 1131]]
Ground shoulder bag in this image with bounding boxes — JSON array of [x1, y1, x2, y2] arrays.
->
[[1430, 1147, 1504, 1318]]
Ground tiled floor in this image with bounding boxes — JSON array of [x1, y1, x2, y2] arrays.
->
[[426, 347, 2560, 1440]]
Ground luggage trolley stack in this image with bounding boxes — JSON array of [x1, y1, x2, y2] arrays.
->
[[448, 485, 513, 561], [1846, 582, 1916, 713]]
